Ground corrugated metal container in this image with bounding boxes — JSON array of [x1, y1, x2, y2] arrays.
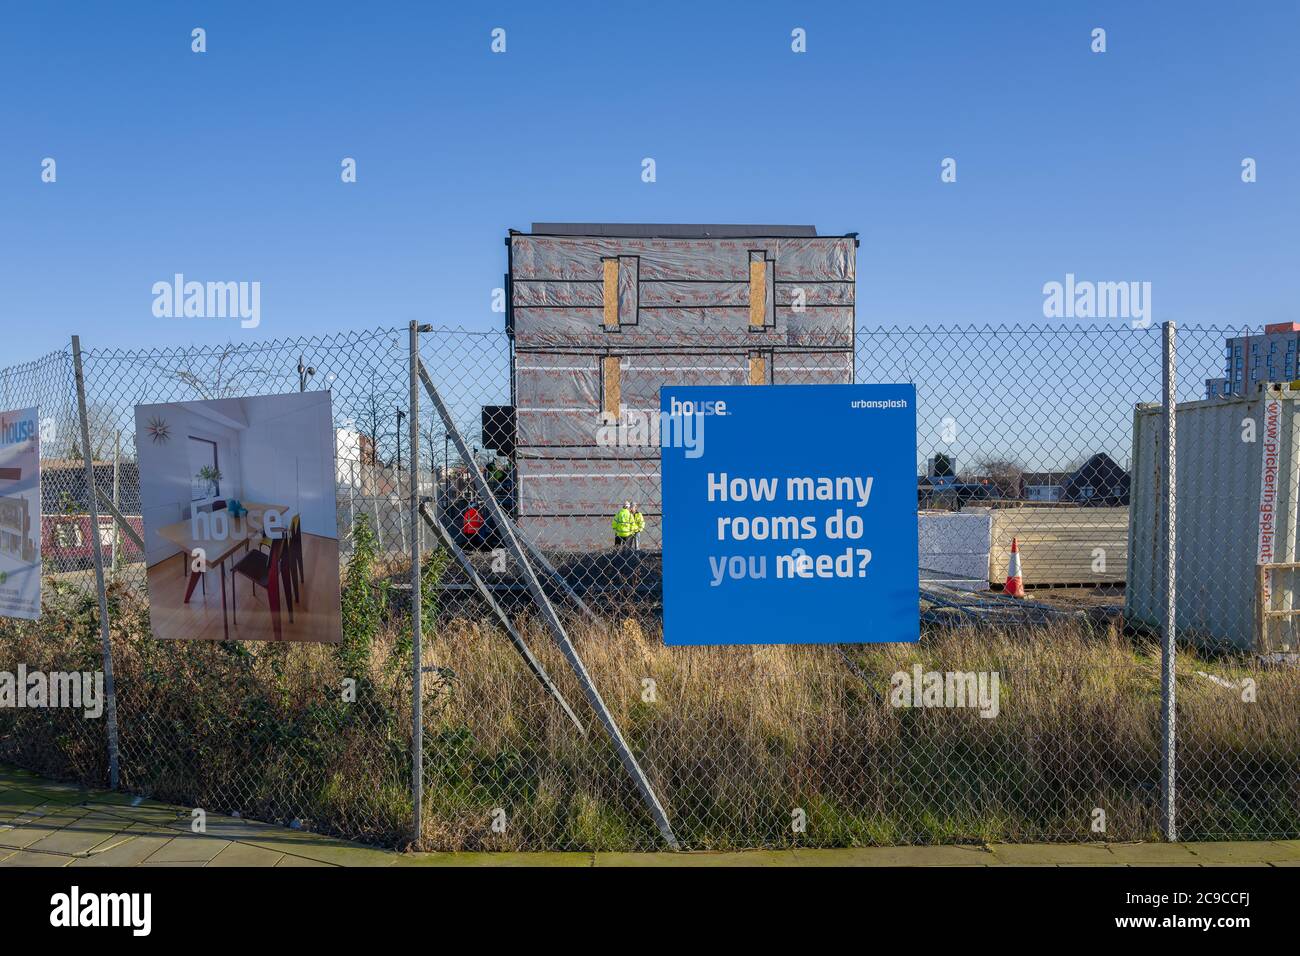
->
[[982, 506, 1129, 586], [1128, 384, 1300, 652]]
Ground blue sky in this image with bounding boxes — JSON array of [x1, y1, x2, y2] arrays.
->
[[3, 1, 1297, 360]]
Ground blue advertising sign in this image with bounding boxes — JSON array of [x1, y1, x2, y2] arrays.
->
[[660, 384, 918, 645]]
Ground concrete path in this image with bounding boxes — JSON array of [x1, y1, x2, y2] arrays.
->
[[3, 764, 1297, 867]]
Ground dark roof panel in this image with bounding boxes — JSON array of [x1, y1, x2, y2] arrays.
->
[[527, 223, 819, 238]]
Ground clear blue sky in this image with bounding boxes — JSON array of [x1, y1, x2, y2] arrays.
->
[[3, 1, 1296, 360]]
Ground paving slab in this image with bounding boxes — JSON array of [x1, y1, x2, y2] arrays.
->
[[87, 791, 177, 811], [594, 851, 800, 867], [792, 845, 998, 866], [240, 833, 398, 867], [14, 782, 87, 804], [1104, 843, 1201, 865], [120, 820, 181, 841], [1186, 841, 1300, 863], [0, 806, 91, 850], [1201, 861, 1270, 867], [69, 834, 176, 867], [987, 843, 1115, 865], [394, 851, 591, 867], [0, 771, 43, 789], [0, 849, 72, 867], [139, 860, 207, 867], [207, 843, 287, 867], [24, 812, 130, 857], [3, 761, 1298, 868], [0, 788, 47, 817], [141, 834, 231, 864], [83, 801, 186, 827], [275, 854, 335, 867], [164, 814, 293, 843]]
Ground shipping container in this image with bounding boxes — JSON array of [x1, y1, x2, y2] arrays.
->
[[1127, 383, 1300, 652]]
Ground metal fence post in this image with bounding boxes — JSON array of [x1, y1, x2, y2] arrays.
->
[[348, 460, 356, 538], [1160, 319, 1177, 841], [409, 321, 425, 846], [111, 428, 121, 578], [71, 336, 121, 790]]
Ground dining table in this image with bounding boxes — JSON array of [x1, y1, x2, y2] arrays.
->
[[155, 502, 290, 639]]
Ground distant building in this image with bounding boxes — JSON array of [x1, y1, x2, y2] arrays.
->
[[918, 476, 1001, 510], [40, 460, 141, 515], [920, 455, 1129, 509], [1207, 322, 1300, 398], [928, 454, 956, 479], [1019, 470, 1071, 502], [1061, 453, 1129, 506]]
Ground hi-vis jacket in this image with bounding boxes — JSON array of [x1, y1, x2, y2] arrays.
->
[[612, 507, 635, 538]]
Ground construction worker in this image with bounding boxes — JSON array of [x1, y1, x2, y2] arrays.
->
[[612, 500, 635, 548], [630, 502, 645, 550], [462, 500, 484, 543]]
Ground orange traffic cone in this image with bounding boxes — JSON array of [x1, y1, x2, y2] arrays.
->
[[1004, 537, 1025, 597]]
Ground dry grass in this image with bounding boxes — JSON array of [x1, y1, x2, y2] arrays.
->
[[418, 610, 1299, 850], [1, 577, 1296, 850]]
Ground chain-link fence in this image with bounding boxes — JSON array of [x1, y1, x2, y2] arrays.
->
[[0, 322, 1295, 851]]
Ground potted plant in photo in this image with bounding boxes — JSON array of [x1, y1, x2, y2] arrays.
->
[[196, 465, 223, 498]]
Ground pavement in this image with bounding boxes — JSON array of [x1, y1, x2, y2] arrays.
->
[[3, 764, 1298, 867]]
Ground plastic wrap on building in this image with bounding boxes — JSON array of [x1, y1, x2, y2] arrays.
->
[[509, 226, 856, 552]]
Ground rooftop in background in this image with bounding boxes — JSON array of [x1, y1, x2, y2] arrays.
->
[[525, 223, 820, 238]]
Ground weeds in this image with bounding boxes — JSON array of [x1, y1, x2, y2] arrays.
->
[[1, 561, 1296, 851]]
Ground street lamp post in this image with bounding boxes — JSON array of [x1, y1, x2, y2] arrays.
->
[[298, 355, 316, 392]]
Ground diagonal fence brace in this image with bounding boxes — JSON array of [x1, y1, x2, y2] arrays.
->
[[516, 528, 598, 621], [417, 499, 586, 735], [418, 359, 679, 849], [96, 488, 146, 553]]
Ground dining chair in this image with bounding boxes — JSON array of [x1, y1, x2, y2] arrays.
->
[[179, 505, 191, 578], [231, 533, 294, 638], [260, 513, 303, 605], [287, 514, 304, 606], [256, 510, 280, 554]]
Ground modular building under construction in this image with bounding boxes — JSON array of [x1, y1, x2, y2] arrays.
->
[[494, 223, 857, 552]]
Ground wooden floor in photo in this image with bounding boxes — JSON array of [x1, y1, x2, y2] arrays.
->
[[145, 533, 341, 643]]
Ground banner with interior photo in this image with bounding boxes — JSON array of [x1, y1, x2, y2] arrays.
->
[[0, 407, 41, 621], [134, 392, 342, 642]]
